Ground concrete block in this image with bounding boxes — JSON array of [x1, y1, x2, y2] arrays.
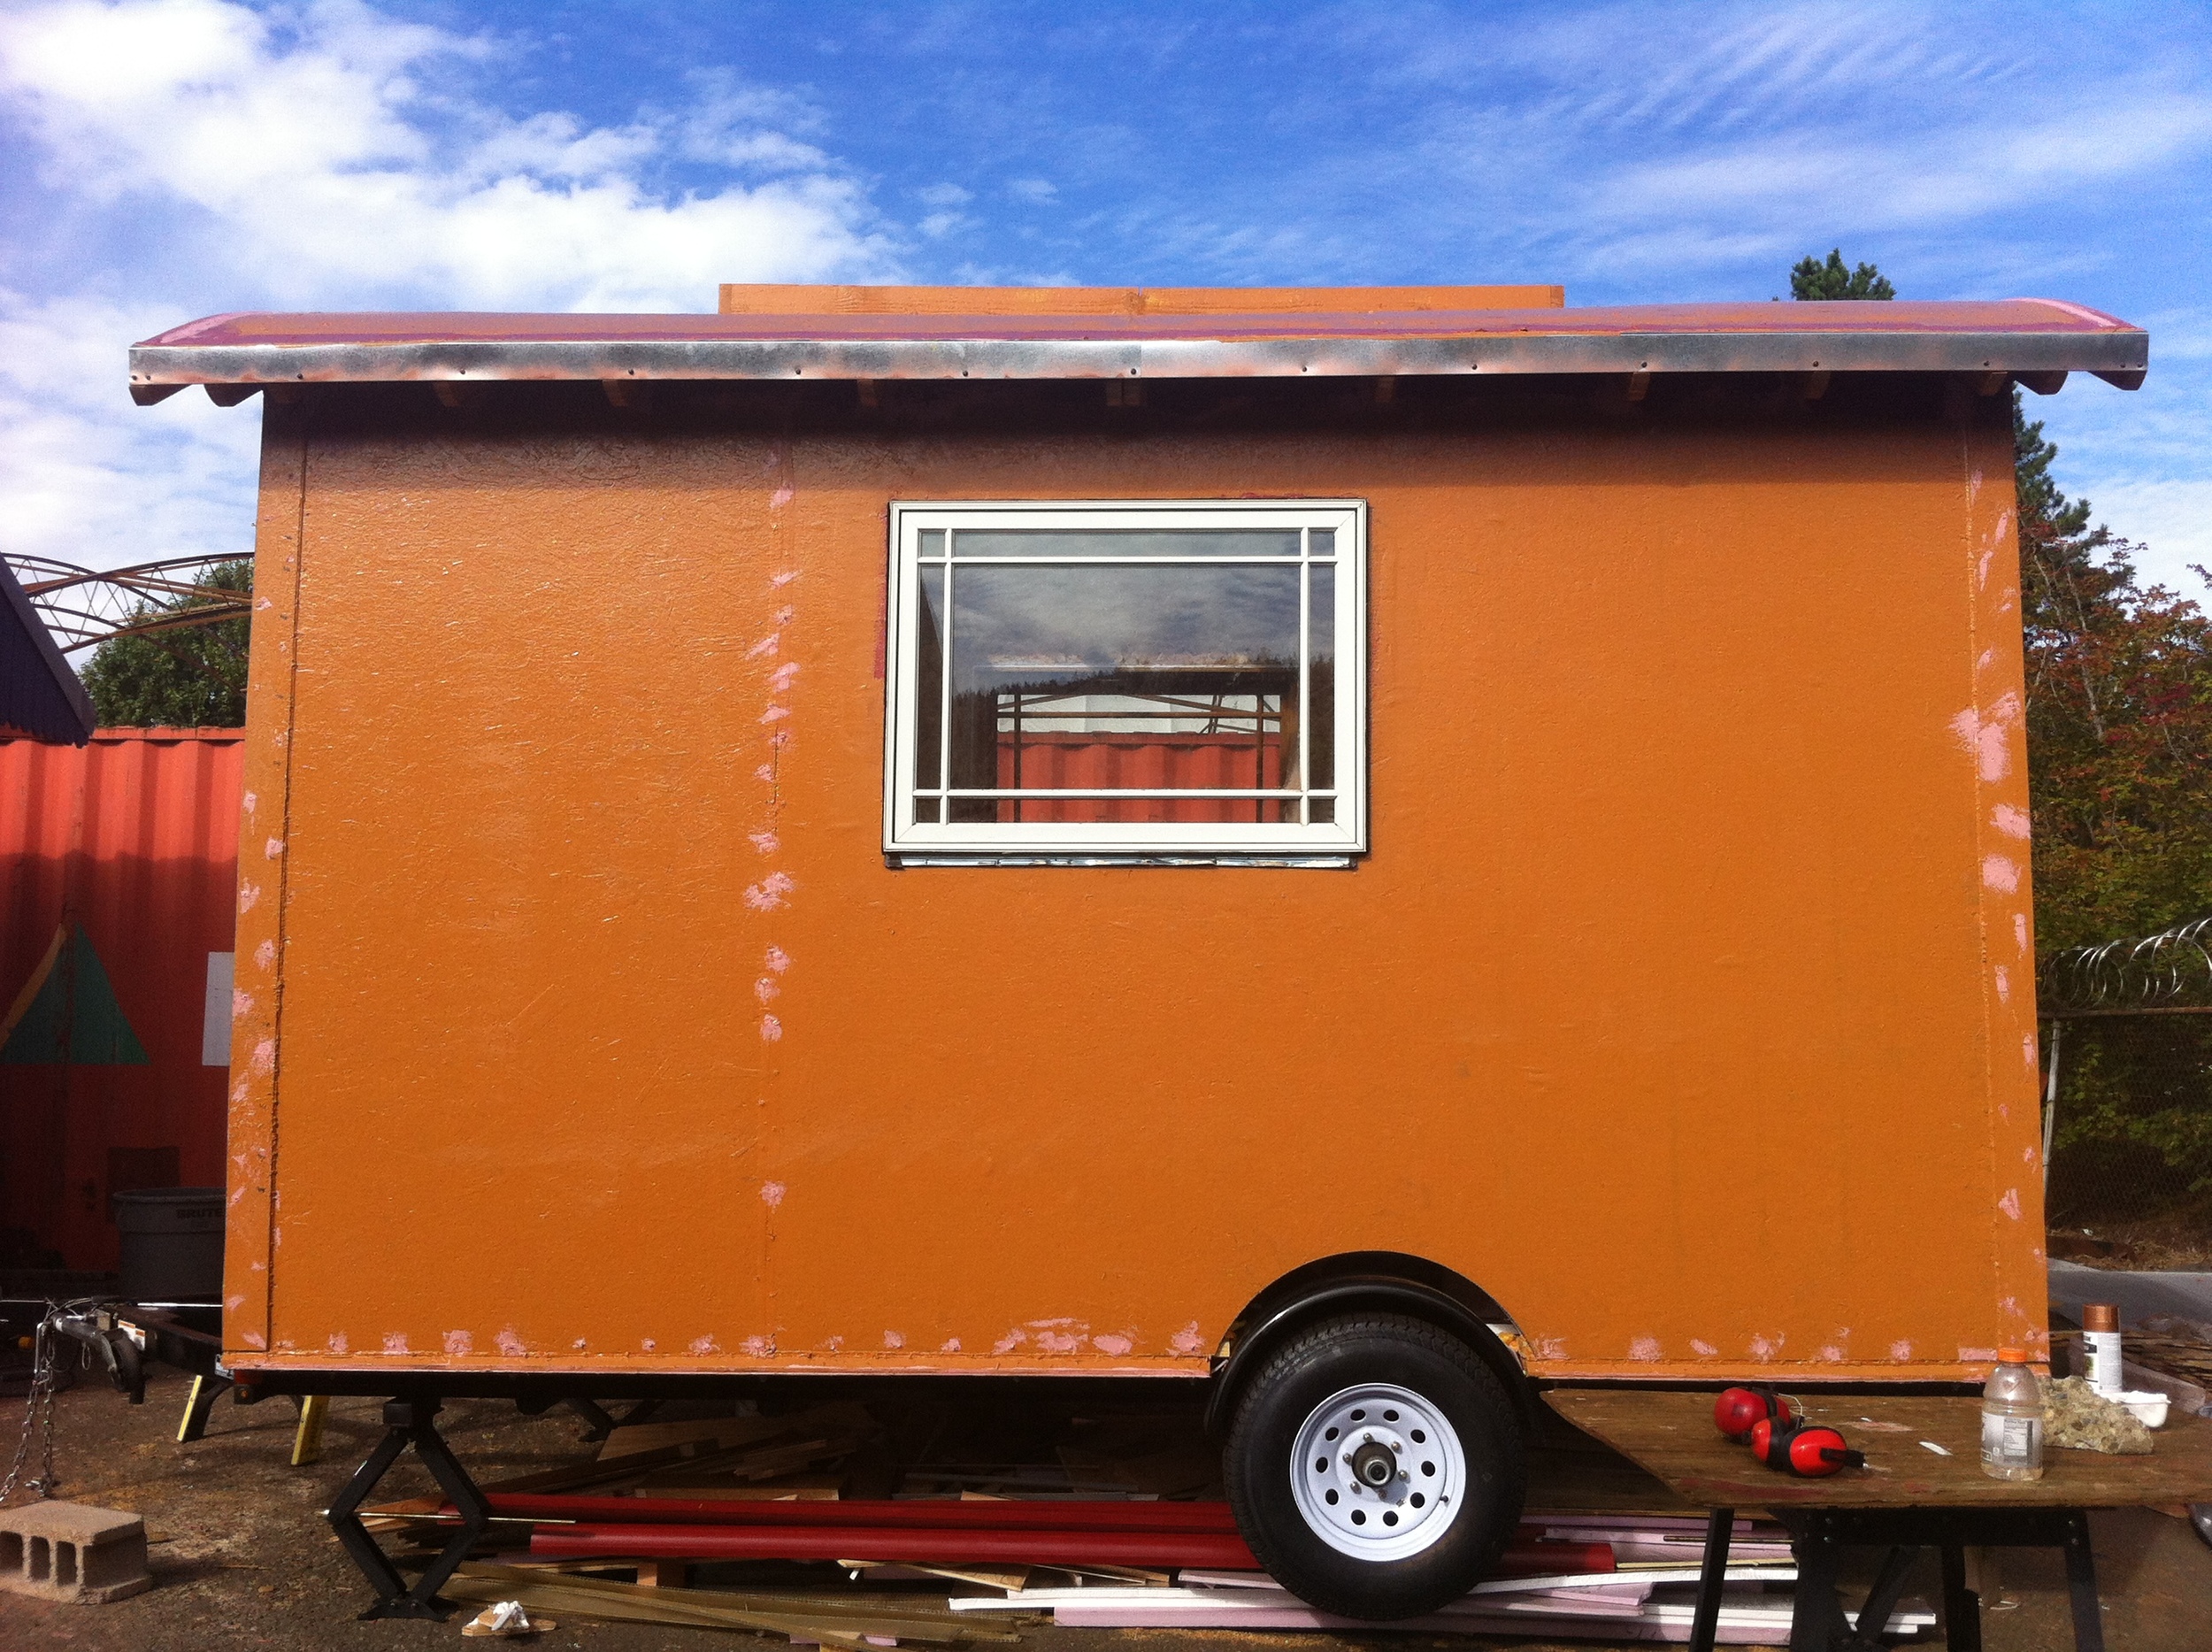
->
[[0, 1500, 152, 1603]]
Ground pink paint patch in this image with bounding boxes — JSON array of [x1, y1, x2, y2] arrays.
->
[[749, 832, 780, 855], [2024, 1033, 2040, 1068], [1629, 1336, 1661, 1361], [941, 1338, 963, 1353], [242, 1330, 266, 1348], [496, 1329, 526, 1356], [1092, 1333, 1134, 1356], [2015, 913, 2030, 951], [1960, 1346, 1998, 1363], [1891, 1340, 1914, 1360], [239, 882, 260, 913], [1750, 1334, 1782, 1361], [770, 661, 801, 690], [255, 939, 276, 969], [225, 1294, 244, 1311], [382, 1333, 409, 1355], [755, 977, 780, 1003], [1818, 1346, 1846, 1362], [641, 1339, 657, 1352], [754, 763, 775, 782], [227, 1185, 244, 1206], [1999, 1187, 2023, 1220], [759, 1014, 782, 1041], [743, 872, 796, 911], [1168, 1321, 1205, 1356], [690, 1335, 718, 1356], [770, 485, 794, 509], [1993, 803, 2030, 839], [764, 947, 792, 972], [774, 605, 796, 626], [746, 633, 780, 659], [265, 836, 285, 858], [326, 1332, 348, 1353], [760, 704, 791, 723], [243, 790, 257, 815], [1982, 855, 2020, 893], [760, 1180, 786, 1208], [1690, 1339, 1717, 1357], [883, 1331, 905, 1349], [444, 1330, 472, 1355], [994, 1331, 1026, 1356], [1994, 966, 2011, 1003], [771, 569, 801, 587], [250, 1038, 275, 1073], [741, 1335, 775, 1357], [1036, 1331, 1080, 1353]]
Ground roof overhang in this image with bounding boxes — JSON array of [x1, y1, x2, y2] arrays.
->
[[129, 298, 2148, 403]]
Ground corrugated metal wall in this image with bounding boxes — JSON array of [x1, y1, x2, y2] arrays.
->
[[0, 729, 242, 1272], [996, 733, 1286, 822]]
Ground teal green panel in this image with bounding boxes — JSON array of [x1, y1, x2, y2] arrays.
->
[[0, 930, 150, 1066]]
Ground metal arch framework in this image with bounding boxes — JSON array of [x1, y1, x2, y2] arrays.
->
[[2038, 915, 2212, 1016], [4, 555, 252, 656]]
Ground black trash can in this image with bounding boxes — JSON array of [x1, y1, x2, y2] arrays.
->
[[111, 1187, 225, 1303]]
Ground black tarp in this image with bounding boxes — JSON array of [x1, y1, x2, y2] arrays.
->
[[0, 561, 95, 745]]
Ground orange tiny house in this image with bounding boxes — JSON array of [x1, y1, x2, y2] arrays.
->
[[132, 287, 2147, 1617]]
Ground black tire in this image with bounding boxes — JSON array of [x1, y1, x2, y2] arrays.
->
[[1223, 1311, 1525, 1620]]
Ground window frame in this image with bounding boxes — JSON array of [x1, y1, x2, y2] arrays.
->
[[881, 498, 1368, 863]]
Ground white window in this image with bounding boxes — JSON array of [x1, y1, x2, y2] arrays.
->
[[883, 500, 1366, 862]]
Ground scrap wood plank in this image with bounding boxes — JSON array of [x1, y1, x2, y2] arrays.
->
[[1546, 1389, 2212, 1507], [449, 1562, 1020, 1644]]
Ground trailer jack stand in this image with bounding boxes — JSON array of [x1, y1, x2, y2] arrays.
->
[[326, 1398, 489, 1620]]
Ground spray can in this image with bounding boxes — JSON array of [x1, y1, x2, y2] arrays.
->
[[2082, 1303, 2123, 1397]]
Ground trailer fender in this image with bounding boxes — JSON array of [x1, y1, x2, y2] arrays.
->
[[1203, 1253, 1536, 1438]]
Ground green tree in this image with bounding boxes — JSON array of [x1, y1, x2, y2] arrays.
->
[[1788, 248, 1896, 300], [81, 559, 253, 726], [2016, 405, 2212, 949]]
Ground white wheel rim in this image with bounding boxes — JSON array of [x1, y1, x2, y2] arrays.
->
[[1288, 1381, 1466, 1561]]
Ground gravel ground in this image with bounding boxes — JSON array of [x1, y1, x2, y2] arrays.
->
[[4, 1363, 2208, 1651]]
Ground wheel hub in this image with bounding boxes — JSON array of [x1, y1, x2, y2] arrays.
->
[[1288, 1381, 1467, 1561]]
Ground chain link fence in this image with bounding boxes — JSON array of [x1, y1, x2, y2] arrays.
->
[[2040, 918, 2212, 1267]]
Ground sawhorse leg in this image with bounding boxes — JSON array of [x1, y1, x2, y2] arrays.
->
[[325, 1397, 489, 1620], [1939, 1542, 1981, 1651], [2062, 1511, 2105, 1652], [176, 1372, 234, 1442], [1687, 1506, 1732, 1652]]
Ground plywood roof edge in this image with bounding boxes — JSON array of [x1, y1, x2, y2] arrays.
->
[[717, 283, 1567, 316]]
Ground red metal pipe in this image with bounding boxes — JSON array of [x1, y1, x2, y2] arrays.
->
[[528, 1523, 1262, 1569], [484, 1494, 1240, 1531]]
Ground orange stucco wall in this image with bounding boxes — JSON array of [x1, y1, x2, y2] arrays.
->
[[222, 379, 2045, 1384]]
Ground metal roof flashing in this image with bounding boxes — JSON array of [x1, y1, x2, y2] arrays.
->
[[128, 298, 2147, 403]]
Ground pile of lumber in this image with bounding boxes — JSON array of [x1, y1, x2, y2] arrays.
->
[[359, 1401, 1912, 1644]]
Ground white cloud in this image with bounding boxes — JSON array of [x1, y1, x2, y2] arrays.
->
[[0, 0, 895, 311], [0, 291, 261, 567], [1007, 177, 1058, 205], [0, 0, 902, 572], [2086, 480, 2212, 598]]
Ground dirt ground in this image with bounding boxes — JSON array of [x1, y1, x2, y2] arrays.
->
[[4, 1364, 2210, 1651]]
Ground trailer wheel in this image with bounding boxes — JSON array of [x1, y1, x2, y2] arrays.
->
[[1223, 1311, 1524, 1620]]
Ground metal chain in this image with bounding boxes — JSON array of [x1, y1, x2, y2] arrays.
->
[[0, 1308, 67, 1507]]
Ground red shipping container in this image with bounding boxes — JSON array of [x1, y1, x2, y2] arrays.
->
[[0, 728, 242, 1271]]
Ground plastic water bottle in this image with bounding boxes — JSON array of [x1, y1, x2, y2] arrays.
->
[[1981, 1348, 2045, 1481]]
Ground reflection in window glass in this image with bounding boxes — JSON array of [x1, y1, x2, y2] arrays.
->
[[1308, 562, 1334, 794], [945, 565, 1302, 824], [914, 565, 945, 810]]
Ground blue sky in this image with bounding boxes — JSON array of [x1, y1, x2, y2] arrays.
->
[[3, 0, 2208, 589]]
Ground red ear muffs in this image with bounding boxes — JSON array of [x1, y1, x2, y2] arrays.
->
[[1750, 1417, 1867, 1477], [1715, 1385, 1800, 1441]]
